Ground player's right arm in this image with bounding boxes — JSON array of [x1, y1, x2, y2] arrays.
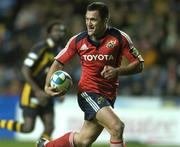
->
[[44, 60, 64, 96], [45, 35, 77, 96]]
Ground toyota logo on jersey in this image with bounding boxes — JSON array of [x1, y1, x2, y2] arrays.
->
[[82, 54, 114, 61]]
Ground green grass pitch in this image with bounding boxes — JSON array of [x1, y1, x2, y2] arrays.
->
[[0, 140, 142, 147], [0, 140, 179, 147]]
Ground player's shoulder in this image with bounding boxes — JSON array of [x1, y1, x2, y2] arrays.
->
[[75, 31, 88, 43], [108, 27, 132, 44], [108, 27, 130, 37], [108, 27, 120, 33], [66, 31, 88, 46], [107, 27, 123, 43], [30, 40, 47, 54]]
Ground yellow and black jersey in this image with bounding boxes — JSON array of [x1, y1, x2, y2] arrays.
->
[[20, 38, 62, 108]]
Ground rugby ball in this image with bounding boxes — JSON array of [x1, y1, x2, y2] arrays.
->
[[50, 70, 72, 92]]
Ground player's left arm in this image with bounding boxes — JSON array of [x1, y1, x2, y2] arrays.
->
[[101, 56, 144, 80], [118, 60, 144, 76], [101, 32, 144, 79], [117, 31, 144, 75], [116, 47, 144, 76]]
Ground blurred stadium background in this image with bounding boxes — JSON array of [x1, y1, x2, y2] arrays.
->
[[0, 0, 180, 147]]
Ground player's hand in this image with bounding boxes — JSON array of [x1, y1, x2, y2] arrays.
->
[[45, 85, 66, 97], [101, 65, 118, 80]]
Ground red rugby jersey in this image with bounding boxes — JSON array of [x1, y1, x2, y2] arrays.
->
[[55, 27, 138, 100]]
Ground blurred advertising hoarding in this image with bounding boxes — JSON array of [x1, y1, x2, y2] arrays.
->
[[0, 95, 17, 139], [13, 95, 180, 145]]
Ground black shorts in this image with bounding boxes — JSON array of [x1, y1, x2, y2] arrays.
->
[[22, 103, 54, 118], [20, 83, 54, 118], [77, 92, 115, 120]]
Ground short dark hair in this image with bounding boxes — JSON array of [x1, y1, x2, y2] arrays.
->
[[87, 2, 109, 20], [46, 20, 64, 34]]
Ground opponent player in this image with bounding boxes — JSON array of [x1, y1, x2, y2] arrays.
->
[[37, 2, 144, 147], [0, 20, 66, 140]]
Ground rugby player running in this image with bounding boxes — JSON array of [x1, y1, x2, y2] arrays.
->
[[37, 2, 144, 147], [0, 20, 66, 140]]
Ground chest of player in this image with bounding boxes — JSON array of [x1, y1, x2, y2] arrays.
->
[[77, 38, 121, 64]]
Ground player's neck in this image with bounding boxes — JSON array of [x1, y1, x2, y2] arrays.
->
[[91, 25, 107, 41]]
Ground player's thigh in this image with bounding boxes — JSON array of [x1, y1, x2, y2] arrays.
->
[[39, 104, 54, 127], [75, 120, 103, 145], [96, 106, 123, 132], [22, 107, 37, 130]]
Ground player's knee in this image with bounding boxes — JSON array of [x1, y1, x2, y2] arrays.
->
[[110, 120, 125, 137], [74, 134, 93, 147], [22, 124, 34, 133]]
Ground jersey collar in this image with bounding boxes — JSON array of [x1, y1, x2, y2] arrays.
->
[[87, 28, 110, 48]]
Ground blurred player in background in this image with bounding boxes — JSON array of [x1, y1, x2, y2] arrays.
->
[[37, 2, 144, 147], [0, 20, 66, 140]]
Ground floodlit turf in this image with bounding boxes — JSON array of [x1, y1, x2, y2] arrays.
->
[[0, 141, 139, 147], [0, 140, 34, 147], [0, 140, 146, 147], [0, 140, 179, 147]]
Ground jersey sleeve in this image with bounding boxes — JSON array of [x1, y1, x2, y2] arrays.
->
[[55, 35, 77, 64], [120, 31, 144, 63], [23, 42, 45, 68]]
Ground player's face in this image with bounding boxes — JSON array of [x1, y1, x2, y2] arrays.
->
[[85, 10, 106, 39], [50, 24, 65, 43]]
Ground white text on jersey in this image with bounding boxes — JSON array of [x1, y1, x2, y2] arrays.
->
[[82, 54, 114, 61]]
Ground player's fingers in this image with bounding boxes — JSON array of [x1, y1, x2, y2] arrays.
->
[[101, 65, 108, 76], [101, 70, 105, 76], [51, 91, 62, 96], [54, 89, 67, 96], [49, 86, 56, 91], [103, 70, 115, 80]]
